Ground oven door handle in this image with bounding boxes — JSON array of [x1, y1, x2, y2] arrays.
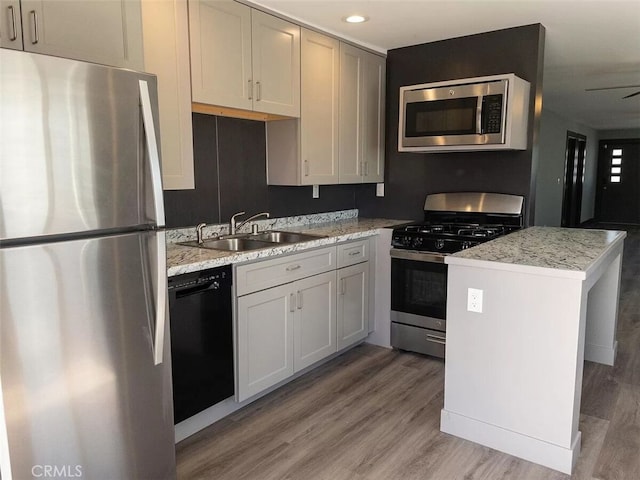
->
[[390, 248, 446, 263]]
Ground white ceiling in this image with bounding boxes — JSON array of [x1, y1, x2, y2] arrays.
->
[[250, 0, 640, 131]]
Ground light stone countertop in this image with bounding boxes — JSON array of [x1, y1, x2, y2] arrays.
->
[[167, 217, 408, 277], [446, 226, 627, 278]]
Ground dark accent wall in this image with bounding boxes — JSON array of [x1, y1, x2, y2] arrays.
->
[[164, 114, 369, 228], [356, 24, 546, 225]]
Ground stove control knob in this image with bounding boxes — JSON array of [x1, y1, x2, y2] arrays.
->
[[461, 241, 472, 250], [435, 239, 445, 250], [412, 238, 423, 248]]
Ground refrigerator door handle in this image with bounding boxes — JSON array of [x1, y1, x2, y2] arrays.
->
[[152, 232, 168, 365], [138, 79, 166, 227]]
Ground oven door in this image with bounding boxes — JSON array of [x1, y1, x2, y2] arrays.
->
[[390, 249, 447, 328]]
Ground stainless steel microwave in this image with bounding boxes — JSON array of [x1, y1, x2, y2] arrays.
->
[[398, 73, 530, 152]]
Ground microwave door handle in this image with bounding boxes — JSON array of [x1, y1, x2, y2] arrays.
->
[[477, 96, 484, 135]]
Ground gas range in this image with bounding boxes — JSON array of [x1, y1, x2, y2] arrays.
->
[[391, 192, 524, 256], [390, 192, 525, 359], [392, 222, 518, 254]]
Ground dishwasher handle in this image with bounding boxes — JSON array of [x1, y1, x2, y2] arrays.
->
[[174, 281, 223, 298]]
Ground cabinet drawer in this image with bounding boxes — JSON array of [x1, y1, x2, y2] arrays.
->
[[337, 239, 370, 268], [236, 247, 336, 296]]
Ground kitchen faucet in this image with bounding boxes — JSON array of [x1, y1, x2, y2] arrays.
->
[[230, 211, 270, 235], [195, 222, 207, 244]]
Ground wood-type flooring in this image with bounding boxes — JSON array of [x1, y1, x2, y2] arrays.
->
[[176, 226, 640, 480]]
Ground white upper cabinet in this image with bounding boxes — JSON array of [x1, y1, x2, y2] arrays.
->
[[266, 28, 339, 185], [189, 0, 253, 111], [142, 0, 194, 190], [0, 0, 144, 70], [251, 10, 300, 117], [300, 28, 340, 185], [189, 0, 300, 117], [339, 43, 385, 184], [0, 1, 23, 50]]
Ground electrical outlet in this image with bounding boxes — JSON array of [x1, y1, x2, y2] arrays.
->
[[376, 183, 385, 197], [467, 288, 483, 313], [312, 185, 319, 198]]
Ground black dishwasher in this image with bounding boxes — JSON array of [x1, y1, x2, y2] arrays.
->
[[168, 265, 234, 424]]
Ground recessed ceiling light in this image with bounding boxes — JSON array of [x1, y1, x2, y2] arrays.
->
[[344, 15, 368, 23]]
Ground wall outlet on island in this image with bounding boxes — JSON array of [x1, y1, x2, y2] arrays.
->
[[467, 288, 483, 313], [376, 183, 385, 197]]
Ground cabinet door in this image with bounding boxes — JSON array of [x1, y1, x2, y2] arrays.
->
[[189, 0, 252, 110], [293, 270, 337, 372], [0, 0, 23, 50], [338, 42, 364, 184], [18, 0, 143, 69], [300, 28, 339, 185], [339, 43, 386, 184], [337, 262, 369, 350], [237, 283, 295, 402], [361, 51, 386, 183], [251, 10, 300, 117], [142, 0, 195, 190]]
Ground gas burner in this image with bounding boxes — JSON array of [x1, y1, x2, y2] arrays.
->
[[391, 193, 524, 254]]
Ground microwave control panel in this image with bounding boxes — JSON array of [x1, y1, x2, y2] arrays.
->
[[482, 94, 503, 134]]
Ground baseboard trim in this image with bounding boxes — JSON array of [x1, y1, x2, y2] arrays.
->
[[440, 409, 580, 475], [584, 340, 617, 366]]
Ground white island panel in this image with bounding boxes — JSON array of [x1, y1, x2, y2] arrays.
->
[[441, 226, 625, 474]]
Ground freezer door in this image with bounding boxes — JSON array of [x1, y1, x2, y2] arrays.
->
[[0, 231, 175, 479], [0, 49, 165, 241]]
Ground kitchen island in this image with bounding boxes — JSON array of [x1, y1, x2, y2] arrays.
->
[[440, 226, 626, 475]]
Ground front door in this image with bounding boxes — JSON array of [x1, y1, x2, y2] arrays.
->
[[596, 139, 640, 224]]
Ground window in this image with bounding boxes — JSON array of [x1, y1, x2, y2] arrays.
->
[[610, 148, 623, 182]]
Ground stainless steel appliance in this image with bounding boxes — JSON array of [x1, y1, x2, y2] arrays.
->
[[0, 49, 176, 479], [398, 73, 530, 152], [169, 265, 234, 423], [390, 192, 524, 358]]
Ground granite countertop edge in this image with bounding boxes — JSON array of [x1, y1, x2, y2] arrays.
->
[[167, 218, 408, 277], [445, 226, 627, 278]]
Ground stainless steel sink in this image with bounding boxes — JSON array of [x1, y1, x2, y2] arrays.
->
[[178, 230, 326, 252], [178, 238, 276, 252], [250, 231, 324, 244]]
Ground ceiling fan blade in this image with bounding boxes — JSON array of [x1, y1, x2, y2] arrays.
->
[[585, 84, 640, 91], [622, 91, 640, 99]]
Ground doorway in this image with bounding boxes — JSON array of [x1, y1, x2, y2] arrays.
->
[[561, 131, 587, 227], [595, 139, 640, 224]]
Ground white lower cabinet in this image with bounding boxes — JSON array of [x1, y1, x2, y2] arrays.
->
[[236, 247, 337, 402], [237, 283, 295, 401], [236, 240, 372, 402], [294, 271, 337, 372], [337, 262, 369, 350]]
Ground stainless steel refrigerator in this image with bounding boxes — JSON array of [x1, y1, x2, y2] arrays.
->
[[0, 49, 176, 479]]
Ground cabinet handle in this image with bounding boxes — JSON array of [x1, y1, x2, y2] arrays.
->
[[256, 81, 261, 101], [304, 160, 309, 177], [289, 293, 295, 313], [297, 291, 303, 309], [29, 10, 38, 44], [286, 264, 301, 272], [248, 79, 253, 100], [340, 278, 346, 295], [7, 5, 17, 41], [348, 250, 361, 256]]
